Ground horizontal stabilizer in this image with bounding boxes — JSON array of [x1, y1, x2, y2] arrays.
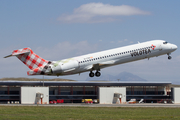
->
[[12, 48, 30, 56], [4, 55, 13, 58], [4, 48, 30, 58]]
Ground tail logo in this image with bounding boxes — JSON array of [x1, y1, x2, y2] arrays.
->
[[13, 48, 48, 70], [4, 48, 52, 76]]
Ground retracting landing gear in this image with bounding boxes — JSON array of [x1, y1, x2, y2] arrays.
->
[[89, 71, 94, 77], [89, 71, 101, 77], [95, 71, 101, 77], [167, 53, 172, 60], [168, 56, 172, 60]]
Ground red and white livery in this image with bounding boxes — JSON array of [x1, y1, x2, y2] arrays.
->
[[4, 40, 177, 77]]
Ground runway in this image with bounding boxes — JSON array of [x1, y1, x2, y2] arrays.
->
[[1, 103, 180, 107]]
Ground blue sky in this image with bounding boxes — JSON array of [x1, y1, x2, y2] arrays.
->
[[1, 0, 180, 83]]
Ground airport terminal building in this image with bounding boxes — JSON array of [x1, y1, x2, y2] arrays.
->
[[0, 80, 179, 104]]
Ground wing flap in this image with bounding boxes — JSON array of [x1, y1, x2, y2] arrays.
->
[[87, 60, 116, 71]]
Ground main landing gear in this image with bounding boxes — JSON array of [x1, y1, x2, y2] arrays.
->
[[167, 53, 172, 60], [89, 71, 101, 77]]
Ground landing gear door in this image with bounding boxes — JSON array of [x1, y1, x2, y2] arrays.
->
[[159, 45, 162, 51], [77, 60, 80, 68]]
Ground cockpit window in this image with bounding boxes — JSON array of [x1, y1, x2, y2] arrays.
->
[[163, 41, 168, 44]]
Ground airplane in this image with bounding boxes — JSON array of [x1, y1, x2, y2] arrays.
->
[[4, 40, 177, 77]]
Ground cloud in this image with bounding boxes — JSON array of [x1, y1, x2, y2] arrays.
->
[[130, 41, 134, 43], [57, 3, 151, 23]]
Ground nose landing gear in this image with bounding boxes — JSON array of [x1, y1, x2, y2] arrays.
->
[[167, 53, 172, 60], [168, 56, 172, 60]]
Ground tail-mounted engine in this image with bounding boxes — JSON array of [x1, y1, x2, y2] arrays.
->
[[27, 61, 53, 75]]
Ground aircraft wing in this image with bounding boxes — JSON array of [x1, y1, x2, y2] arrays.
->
[[99, 60, 116, 66], [85, 60, 116, 71]]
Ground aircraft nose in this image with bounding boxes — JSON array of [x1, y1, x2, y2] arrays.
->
[[171, 44, 178, 50]]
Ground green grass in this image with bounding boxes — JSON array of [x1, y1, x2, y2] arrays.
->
[[0, 106, 179, 120]]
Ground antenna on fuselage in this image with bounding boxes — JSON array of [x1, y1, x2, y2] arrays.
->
[[138, 41, 140, 44]]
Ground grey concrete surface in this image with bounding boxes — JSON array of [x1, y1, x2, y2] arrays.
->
[[1, 103, 180, 107]]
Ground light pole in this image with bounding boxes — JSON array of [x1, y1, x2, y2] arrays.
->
[[43, 75, 44, 86]]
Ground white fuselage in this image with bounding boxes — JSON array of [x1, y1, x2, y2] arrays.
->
[[51, 40, 177, 76]]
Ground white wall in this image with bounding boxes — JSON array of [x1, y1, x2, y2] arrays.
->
[[99, 87, 126, 104], [21, 87, 49, 104], [172, 87, 180, 103]]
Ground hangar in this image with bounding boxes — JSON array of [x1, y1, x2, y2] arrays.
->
[[0, 81, 178, 104]]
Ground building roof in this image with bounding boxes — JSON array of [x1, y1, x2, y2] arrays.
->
[[0, 81, 171, 86]]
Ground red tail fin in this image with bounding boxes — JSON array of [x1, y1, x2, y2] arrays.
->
[[7, 48, 49, 70]]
